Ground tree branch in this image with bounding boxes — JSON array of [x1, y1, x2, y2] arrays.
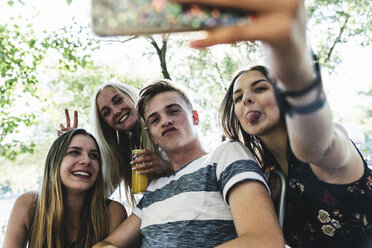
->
[[98, 35, 139, 44], [325, 14, 350, 64], [213, 61, 228, 91], [208, 50, 228, 91], [146, 35, 171, 80]]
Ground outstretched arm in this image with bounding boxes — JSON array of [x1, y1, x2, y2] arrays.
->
[[181, 0, 364, 183]]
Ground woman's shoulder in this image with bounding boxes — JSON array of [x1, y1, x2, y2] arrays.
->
[[107, 199, 127, 233], [12, 191, 38, 228], [15, 191, 38, 209], [107, 199, 123, 208], [107, 199, 127, 218]]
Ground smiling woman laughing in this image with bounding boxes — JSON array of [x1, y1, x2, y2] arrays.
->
[[2, 129, 127, 248]]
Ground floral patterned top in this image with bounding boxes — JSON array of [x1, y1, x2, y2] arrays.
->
[[283, 150, 372, 248]]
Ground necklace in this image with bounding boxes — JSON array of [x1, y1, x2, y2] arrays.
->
[[66, 232, 78, 248], [66, 240, 76, 248]]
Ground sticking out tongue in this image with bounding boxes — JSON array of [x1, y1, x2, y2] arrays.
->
[[246, 111, 261, 122]]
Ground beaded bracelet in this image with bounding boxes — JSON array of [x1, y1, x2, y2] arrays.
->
[[273, 53, 326, 117]]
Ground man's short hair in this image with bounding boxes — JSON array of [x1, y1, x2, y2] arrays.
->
[[137, 80, 193, 122]]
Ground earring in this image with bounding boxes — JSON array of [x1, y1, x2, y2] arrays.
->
[[193, 110, 199, 125]]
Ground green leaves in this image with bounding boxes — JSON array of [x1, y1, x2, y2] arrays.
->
[[1, 0, 371, 165], [307, 0, 372, 70], [0, 19, 99, 160], [0, 22, 42, 160]]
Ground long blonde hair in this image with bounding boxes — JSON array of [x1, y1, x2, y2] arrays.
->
[[91, 82, 153, 207], [28, 129, 109, 248]]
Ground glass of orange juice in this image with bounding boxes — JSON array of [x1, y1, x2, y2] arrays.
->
[[131, 149, 149, 194]]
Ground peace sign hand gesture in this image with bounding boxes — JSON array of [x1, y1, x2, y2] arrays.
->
[[57, 108, 78, 136]]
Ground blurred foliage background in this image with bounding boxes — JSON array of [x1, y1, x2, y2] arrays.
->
[[0, 0, 371, 197]]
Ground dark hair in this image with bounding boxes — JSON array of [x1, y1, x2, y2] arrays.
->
[[137, 79, 193, 122], [219, 65, 281, 172]]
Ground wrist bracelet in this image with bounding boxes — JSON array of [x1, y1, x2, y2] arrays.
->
[[273, 53, 326, 117]]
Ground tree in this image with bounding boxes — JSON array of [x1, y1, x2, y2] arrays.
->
[[45, 64, 144, 131], [0, 0, 370, 196], [0, 20, 43, 160], [3, 0, 372, 159], [0, 16, 99, 160], [307, 0, 372, 70]]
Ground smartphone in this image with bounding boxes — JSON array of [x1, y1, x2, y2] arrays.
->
[[91, 0, 249, 36]]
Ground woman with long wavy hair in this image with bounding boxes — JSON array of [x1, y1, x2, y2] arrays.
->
[[220, 64, 372, 247], [3, 129, 126, 248]]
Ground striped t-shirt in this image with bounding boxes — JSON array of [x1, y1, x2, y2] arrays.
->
[[133, 141, 270, 248]]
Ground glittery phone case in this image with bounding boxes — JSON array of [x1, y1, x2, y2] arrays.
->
[[92, 0, 249, 36]]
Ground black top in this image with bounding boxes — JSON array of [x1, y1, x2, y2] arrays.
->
[[284, 150, 372, 248]]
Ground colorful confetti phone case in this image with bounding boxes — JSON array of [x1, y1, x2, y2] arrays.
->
[[92, 0, 249, 36]]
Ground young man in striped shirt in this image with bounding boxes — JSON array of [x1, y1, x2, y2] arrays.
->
[[93, 80, 284, 248]]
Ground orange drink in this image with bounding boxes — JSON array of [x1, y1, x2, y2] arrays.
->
[[132, 149, 149, 194]]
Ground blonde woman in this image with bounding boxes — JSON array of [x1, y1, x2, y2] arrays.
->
[[3, 129, 126, 248], [59, 82, 171, 207]]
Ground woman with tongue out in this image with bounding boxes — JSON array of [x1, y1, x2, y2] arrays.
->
[[3, 129, 126, 248], [58, 82, 172, 208], [220, 62, 372, 247], [178, 0, 372, 246]]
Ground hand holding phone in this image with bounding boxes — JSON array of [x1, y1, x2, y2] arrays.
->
[[176, 0, 304, 49]]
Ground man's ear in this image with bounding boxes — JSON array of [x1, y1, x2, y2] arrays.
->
[[192, 110, 199, 125]]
